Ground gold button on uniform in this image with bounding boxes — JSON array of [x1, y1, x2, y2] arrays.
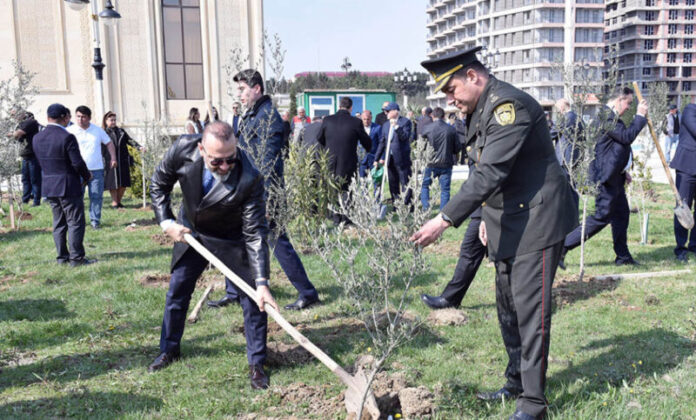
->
[[482, 202, 486, 206], [519, 203, 524, 208], [466, 146, 472, 152]]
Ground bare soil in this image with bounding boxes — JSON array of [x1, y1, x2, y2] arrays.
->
[[138, 273, 171, 288], [427, 308, 469, 327], [151, 233, 174, 247]]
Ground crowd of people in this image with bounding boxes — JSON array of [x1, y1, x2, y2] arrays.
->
[[10, 43, 696, 419]]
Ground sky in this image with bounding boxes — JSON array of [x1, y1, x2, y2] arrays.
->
[[263, 0, 428, 79]]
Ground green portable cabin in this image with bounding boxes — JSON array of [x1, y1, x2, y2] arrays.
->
[[296, 89, 396, 119]]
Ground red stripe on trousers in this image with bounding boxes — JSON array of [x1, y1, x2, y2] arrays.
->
[[541, 249, 546, 384]]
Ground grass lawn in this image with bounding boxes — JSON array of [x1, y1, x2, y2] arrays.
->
[[1, 182, 694, 419]]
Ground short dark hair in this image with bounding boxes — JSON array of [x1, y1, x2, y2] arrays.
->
[[203, 121, 236, 143], [612, 86, 634, 100], [452, 60, 489, 80], [432, 107, 445, 119], [339, 97, 353, 109], [424, 107, 433, 116], [75, 105, 92, 118], [233, 69, 265, 94]]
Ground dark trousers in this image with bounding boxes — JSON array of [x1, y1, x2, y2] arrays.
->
[[674, 171, 696, 257], [386, 158, 412, 205], [440, 216, 486, 305], [495, 241, 564, 418], [21, 157, 42, 205], [161, 247, 267, 366], [563, 182, 632, 262], [226, 232, 318, 301], [46, 196, 86, 262]]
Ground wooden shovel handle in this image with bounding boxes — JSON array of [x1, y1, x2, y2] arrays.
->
[[631, 82, 682, 203], [183, 234, 354, 382]]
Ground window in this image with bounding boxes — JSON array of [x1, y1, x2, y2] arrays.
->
[[667, 53, 677, 63], [686, 10, 694, 20], [644, 39, 654, 49], [668, 38, 678, 48], [684, 67, 693, 77], [668, 24, 678, 34], [685, 53, 693, 63], [643, 67, 651, 75], [645, 0, 655, 5], [686, 24, 694, 34], [645, 11, 656, 20], [667, 67, 676, 77], [668, 81, 678, 91], [669, 10, 679, 20], [644, 25, 655, 35], [643, 53, 652, 62], [669, 0, 679, 4], [687, 0, 695, 5], [162, 0, 203, 100], [575, 28, 603, 43], [684, 81, 692, 91], [576, 9, 603, 23], [685, 39, 693, 49]]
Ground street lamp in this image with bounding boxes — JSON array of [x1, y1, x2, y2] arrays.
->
[[393, 68, 422, 108], [64, 0, 122, 118]]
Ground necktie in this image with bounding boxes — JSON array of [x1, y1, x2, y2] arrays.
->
[[202, 167, 215, 195]]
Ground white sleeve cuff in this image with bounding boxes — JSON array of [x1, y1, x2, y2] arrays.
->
[[160, 219, 175, 231]]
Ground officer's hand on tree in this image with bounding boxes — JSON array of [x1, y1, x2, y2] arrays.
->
[[164, 222, 191, 243], [410, 214, 451, 247], [478, 220, 488, 246]]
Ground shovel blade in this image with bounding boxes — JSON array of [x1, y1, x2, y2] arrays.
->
[[675, 201, 695, 230], [343, 369, 380, 420]]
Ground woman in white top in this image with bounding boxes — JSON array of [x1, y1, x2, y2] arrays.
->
[[184, 107, 203, 134]]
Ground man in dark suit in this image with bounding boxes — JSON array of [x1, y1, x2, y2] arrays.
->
[[12, 111, 42, 206], [420, 106, 460, 210], [670, 101, 696, 262], [32, 104, 94, 267], [298, 116, 323, 151], [417, 106, 433, 137], [317, 97, 372, 224], [375, 102, 413, 204], [375, 101, 390, 127], [207, 69, 319, 311], [149, 122, 277, 389], [358, 110, 382, 179], [412, 47, 578, 420], [553, 98, 584, 177], [560, 87, 648, 268]]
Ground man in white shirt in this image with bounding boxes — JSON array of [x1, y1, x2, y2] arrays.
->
[[67, 105, 117, 229]]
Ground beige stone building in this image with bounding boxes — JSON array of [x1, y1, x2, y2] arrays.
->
[[0, 0, 263, 129]]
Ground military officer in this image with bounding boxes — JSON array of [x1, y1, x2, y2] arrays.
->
[[411, 47, 578, 420]]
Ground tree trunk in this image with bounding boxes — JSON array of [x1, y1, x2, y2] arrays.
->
[[578, 195, 588, 282], [640, 212, 649, 245], [142, 151, 147, 208]]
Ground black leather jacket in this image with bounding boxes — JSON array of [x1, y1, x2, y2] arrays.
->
[[150, 134, 270, 279]]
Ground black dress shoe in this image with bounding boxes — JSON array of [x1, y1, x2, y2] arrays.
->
[[421, 294, 456, 309], [615, 257, 640, 266], [508, 409, 539, 420], [284, 296, 320, 311], [148, 351, 180, 372], [676, 253, 688, 263], [249, 364, 269, 389], [476, 387, 521, 401], [207, 296, 238, 308], [70, 258, 97, 267]]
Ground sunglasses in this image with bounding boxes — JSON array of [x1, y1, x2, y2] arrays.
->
[[202, 147, 240, 166]]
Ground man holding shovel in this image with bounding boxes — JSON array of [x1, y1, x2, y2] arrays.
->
[[149, 121, 277, 390], [559, 87, 648, 268]]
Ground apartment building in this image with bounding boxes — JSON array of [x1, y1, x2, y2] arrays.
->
[[605, 0, 696, 105], [425, 0, 605, 109]]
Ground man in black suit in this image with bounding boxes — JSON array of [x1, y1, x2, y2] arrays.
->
[[317, 96, 372, 224], [417, 107, 433, 137], [560, 87, 648, 268], [149, 121, 277, 390], [32, 104, 94, 267], [298, 116, 323, 151]]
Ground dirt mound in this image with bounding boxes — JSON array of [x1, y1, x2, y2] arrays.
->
[[266, 342, 315, 367], [398, 386, 435, 418], [427, 308, 468, 326], [139, 273, 170, 288], [18, 212, 33, 220], [553, 275, 620, 309], [151, 233, 174, 246], [270, 382, 343, 418]]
